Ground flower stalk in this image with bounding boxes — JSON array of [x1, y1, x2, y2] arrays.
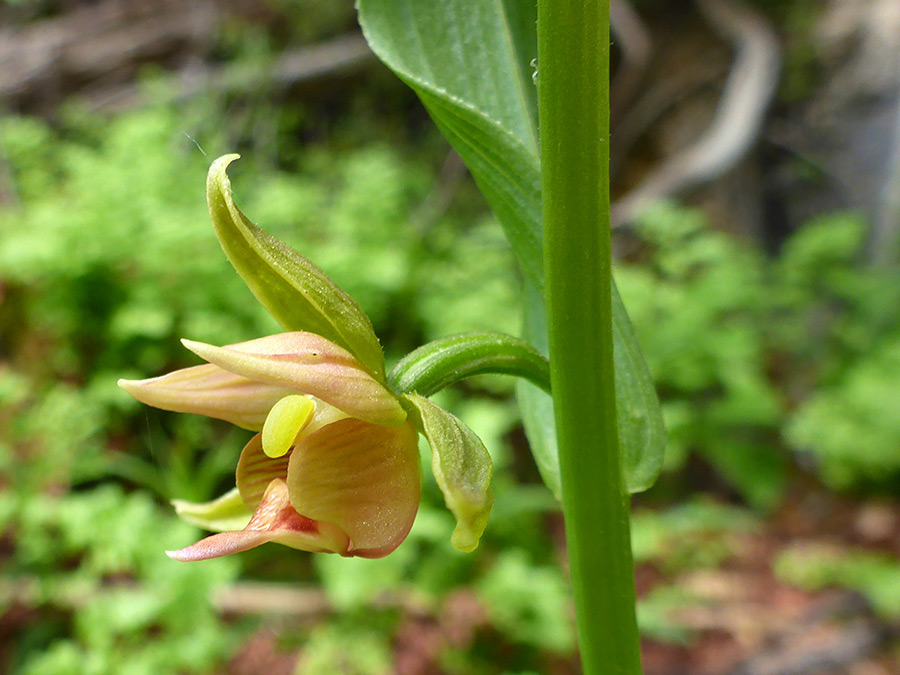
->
[[389, 332, 551, 397]]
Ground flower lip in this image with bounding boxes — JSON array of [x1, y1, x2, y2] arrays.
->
[[233, 417, 421, 558], [286, 418, 420, 558], [237, 434, 290, 509], [166, 478, 351, 561]]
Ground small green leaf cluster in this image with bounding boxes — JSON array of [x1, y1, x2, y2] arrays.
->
[[618, 204, 900, 500], [3, 485, 240, 675], [295, 623, 393, 675], [631, 498, 758, 572]]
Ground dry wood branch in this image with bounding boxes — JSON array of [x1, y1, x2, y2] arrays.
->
[[611, 0, 781, 227], [870, 80, 900, 264], [0, 0, 375, 113], [728, 619, 888, 675], [86, 33, 375, 112], [0, 0, 217, 107], [610, 0, 653, 123]]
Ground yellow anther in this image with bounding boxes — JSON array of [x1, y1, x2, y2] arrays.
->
[[261, 395, 315, 459]]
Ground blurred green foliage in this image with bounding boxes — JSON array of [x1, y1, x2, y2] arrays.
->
[[776, 544, 900, 619], [2, 54, 900, 675], [2, 484, 240, 675], [618, 204, 900, 502], [631, 498, 757, 572], [0, 100, 550, 673]]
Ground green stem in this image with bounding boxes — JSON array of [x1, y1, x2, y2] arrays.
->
[[389, 332, 551, 396], [537, 2, 643, 674]]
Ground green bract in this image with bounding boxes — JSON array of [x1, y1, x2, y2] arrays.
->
[[207, 154, 387, 379], [402, 393, 493, 553], [389, 332, 551, 397], [171, 487, 252, 532]]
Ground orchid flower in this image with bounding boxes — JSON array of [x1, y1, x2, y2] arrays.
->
[[119, 331, 420, 559], [118, 155, 512, 561]]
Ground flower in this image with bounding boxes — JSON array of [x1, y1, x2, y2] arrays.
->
[[119, 331, 420, 560], [119, 154, 494, 562]]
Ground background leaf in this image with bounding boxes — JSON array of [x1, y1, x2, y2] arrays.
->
[[358, 0, 665, 493]]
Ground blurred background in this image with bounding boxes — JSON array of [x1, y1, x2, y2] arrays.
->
[[1, 0, 899, 673]]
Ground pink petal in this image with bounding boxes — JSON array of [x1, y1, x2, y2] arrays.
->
[[181, 333, 406, 427], [166, 479, 350, 561], [287, 418, 420, 558], [118, 364, 292, 430], [236, 400, 352, 509]]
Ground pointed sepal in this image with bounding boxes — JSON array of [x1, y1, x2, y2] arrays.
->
[[207, 154, 386, 379], [171, 487, 254, 532], [181, 332, 406, 427], [401, 393, 493, 552], [118, 364, 292, 431]]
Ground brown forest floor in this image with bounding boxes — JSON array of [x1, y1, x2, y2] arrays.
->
[[221, 481, 900, 675]]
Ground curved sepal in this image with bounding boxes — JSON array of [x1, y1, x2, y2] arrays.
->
[[118, 364, 291, 431], [181, 332, 406, 427], [167, 479, 350, 561], [171, 487, 253, 532], [287, 418, 420, 558], [401, 393, 493, 553], [207, 155, 386, 379]]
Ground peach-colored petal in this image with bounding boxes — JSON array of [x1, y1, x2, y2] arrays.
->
[[118, 364, 292, 430], [287, 418, 420, 558], [181, 332, 406, 427], [236, 434, 289, 509], [166, 479, 350, 561]]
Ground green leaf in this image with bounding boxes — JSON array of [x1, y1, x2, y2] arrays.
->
[[610, 286, 666, 492], [519, 281, 665, 496], [171, 487, 253, 532], [401, 393, 493, 552], [358, 1, 543, 286], [358, 0, 665, 493], [207, 155, 386, 379]]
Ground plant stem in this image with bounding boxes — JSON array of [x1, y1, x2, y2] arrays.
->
[[537, 1, 643, 673]]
